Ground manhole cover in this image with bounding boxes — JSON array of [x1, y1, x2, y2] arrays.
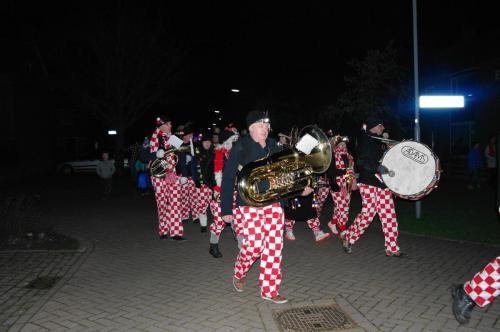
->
[[274, 305, 357, 331], [26, 276, 61, 290]]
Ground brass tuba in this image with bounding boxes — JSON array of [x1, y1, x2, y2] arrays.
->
[[150, 145, 191, 178], [237, 125, 332, 207]]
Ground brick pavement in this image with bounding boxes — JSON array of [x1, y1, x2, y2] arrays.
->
[[1, 175, 499, 331]]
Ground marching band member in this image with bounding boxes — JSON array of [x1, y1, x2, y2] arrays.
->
[[176, 127, 198, 224], [452, 184, 500, 324], [284, 193, 331, 242], [149, 115, 186, 241], [452, 256, 500, 324], [208, 126, 242, 258], [325, 136, 357, 239], [193, 133, 215, 233], [341, 117, 405, 257], [222, 111, 313, 304]]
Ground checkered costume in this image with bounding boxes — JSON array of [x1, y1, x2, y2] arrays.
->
[[326, 144, 355, 235], [209, 144, 245, 238], [210, 192, 244, 237], [284, 217, 320, 234], [221, 132, 286, 299], [463, 256, 500, 307], [150, 127, 184, 237], [234, 203, 284, 298], [343, 130, 401, 255]]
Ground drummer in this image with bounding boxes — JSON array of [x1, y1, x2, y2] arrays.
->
[[341, 117, 406, 257]]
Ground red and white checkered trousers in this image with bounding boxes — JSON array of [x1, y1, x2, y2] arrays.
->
[[316, 186, 331, 213], [464, 256, 500, 307], [209, 192, 243, 237], [345, 183, 400, 254], [328, 177, 351, 233], [234, 203, 284, 298], [285, 218, 320, 233], [180, 178, 196, 220], [151, 174, 184, 237], [192, 184, 212, 219]]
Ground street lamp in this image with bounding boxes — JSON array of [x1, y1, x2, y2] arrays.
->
[[231, 89, 240, 93], [419, 96, 465, 108], [108, 130, 117, 135]]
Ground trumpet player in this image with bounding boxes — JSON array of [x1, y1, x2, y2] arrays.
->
[[324, 135, 357, 240], [341, 117, 404, 257], [149, 115, 186, 241], [177, 126, 211, 232]]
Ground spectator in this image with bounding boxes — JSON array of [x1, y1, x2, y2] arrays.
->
[[467, 142, 482, 190], [96, 151, 116, 199], [484, 135, 497, 188]]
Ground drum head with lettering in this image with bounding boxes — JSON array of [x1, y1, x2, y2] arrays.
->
[[381, 141, 437, 198]]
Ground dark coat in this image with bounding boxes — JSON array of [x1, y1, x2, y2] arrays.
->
[[355, 131, 387, 189], [220, 135, 280, 216]]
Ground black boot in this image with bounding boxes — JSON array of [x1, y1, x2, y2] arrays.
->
[[209, 243, 223, 258], [200, 226, 207, 233], [452, 284, 476, 324]]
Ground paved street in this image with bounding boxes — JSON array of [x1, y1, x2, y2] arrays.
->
[[1, 175, 499, 331]]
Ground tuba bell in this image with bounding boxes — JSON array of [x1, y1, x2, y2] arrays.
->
[[237, 125, 332, 207], [150, 145, 191, 178]]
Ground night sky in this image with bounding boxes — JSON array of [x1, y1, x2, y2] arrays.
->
[[2, 1, 498, 140]]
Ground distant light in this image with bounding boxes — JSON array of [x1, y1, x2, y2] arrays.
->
[[218, 117, 222, 121], [467, 94, 473, 97], [214, 110, 220, 113], [419, 96, 464, 108], [208, 127, 211, 130], [108, 130, 117, 135], [231, 89, 240, 93], [212, 123, 217, 126]]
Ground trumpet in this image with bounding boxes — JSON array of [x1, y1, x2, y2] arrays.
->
[[150, 145, 191, 178], [344, 158, 357, 195]]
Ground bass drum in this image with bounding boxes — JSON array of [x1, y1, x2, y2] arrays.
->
[[381, 141, 441, 200]]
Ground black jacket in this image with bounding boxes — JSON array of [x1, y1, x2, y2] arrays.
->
[[325, 153, 350, 192], [284, 193, 317, 221], [176, 142, 192, 177], [197, 145, 215, 189], [356, 131, 387, 188], [220, 135, 280, 216]]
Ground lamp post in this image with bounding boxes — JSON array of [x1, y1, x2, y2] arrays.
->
[[412, 0, 421, 218]]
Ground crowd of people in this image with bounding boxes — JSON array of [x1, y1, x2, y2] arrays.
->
[[113, 111, 498, 322]]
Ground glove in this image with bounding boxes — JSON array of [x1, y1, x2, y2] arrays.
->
[[156, 149, 165, 158], [179, 177, 188, 185], [377, 165, 390, 175], [213, 191, 220, 201]]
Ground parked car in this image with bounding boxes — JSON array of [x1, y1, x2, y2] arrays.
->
[[57, 158, 129, 175]]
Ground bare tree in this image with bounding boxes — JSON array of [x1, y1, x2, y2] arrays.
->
[[320, 42, 409, 135], [67, 3, 187, 170]]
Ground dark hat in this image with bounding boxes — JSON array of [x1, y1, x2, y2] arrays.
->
[[181, 126, 193, 136], [156, 115, 171, 127], [219, 129, 238, 143], [365, 116, 383, 130], [246, 110, 270, 127], [200, 132, 212, 142]]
